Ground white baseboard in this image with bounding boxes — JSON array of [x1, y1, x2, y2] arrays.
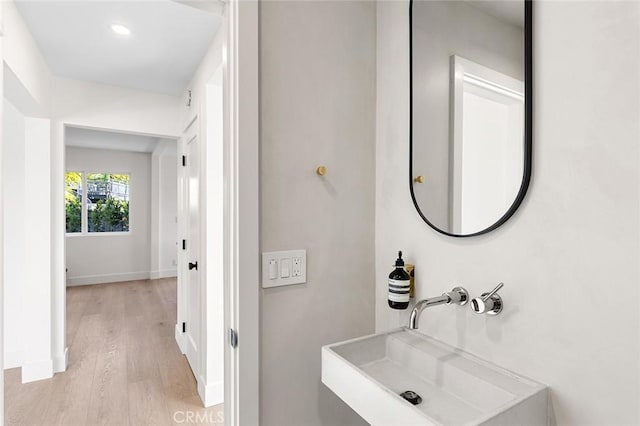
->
[[4, 350, 22, 370], [150, 269, 178, 279], [53, 348, 68, 373], [175, 324, 186, 354], [66, 271, 151, 286], [198, 376, 224, 407], [22, 358, 53, 383]]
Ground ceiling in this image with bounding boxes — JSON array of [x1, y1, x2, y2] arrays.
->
[[15, 1, 222, 96], [65, 126, 175, 153]]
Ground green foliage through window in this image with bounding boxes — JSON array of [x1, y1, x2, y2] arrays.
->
[[87, 173, 130, 232], [89, 198, 130, 232], [65, 172, 82, 233], [65, 171, 131, 234]]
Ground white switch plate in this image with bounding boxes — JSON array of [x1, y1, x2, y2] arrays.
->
[[262, 250, 306, 288]]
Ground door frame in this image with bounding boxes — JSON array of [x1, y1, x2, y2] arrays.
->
[[224, 1, 260, 424], [177, 0, 260, 417], [0, 13, 5, 426]]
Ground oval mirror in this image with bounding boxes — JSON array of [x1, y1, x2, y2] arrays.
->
[[410, 0, 532, 237]]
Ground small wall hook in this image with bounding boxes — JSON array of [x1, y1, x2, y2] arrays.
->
[[316, 166, 327, 176], [414, 175, 425, 183]]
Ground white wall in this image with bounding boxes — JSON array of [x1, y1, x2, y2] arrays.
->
[[2, 0, 54, 382], [22, 115, 52, 383], [202, 72, 224, 406], [2, 99, 25, 370], [411, 1, 524, 229], [65, 147, 152, 285], [52, 77, 183, 137], [1, 99, 50, 381], [2, 0, 51, 116], [158, 152, 178, 277], [151, 140, 179, 280], [376, 2, 639, 425], [259, 2, 376, 425], [2, 83, 52, 385]]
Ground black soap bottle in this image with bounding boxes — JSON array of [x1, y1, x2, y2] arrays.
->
[[388, 251, 411, 310]]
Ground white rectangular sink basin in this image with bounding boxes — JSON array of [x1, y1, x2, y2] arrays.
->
[[322, 328, 547, 426]]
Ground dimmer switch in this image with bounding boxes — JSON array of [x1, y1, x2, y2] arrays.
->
[[262, 250, 306, 288]]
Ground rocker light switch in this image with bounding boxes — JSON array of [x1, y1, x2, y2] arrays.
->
[[280, 258, 291, 278], [268, 259, 278, 280], [262, 250, 306, 288]]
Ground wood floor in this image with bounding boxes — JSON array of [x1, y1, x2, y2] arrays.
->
[[4, 278, 223, 426]]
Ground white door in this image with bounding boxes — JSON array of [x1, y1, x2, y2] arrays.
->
[[185, 132, 201, 376]]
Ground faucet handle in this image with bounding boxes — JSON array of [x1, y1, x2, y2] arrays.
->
[[447, 286, 469, 306], [481, 282, 504, 301], [471, 282, 504, 315]]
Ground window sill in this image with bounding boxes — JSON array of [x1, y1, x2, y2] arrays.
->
[[66, 232, 132, 237]]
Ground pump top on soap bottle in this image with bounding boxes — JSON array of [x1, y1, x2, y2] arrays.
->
[[388, 251, 410, 310]]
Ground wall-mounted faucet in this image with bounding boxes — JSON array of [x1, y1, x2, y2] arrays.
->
[[409, 287, 468, 329]]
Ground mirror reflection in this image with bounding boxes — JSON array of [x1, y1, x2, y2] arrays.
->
[[411, 0, 529, 236]]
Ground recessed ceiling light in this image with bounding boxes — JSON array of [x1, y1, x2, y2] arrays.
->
[[111, 24, 131, 36]]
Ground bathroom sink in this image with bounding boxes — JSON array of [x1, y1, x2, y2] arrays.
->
[[322, 328, 548, 425]]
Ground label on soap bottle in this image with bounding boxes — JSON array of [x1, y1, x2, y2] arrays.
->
[[388, 278, 410, 303]]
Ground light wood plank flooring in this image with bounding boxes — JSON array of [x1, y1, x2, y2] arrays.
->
[[5, 278, 223, 426]]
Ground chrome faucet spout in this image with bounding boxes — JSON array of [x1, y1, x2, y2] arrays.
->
[[408, 287, 468, 330], [409, 295, 449, 329]]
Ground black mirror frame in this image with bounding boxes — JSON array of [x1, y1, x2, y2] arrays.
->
[[409, 0, 533, 237]]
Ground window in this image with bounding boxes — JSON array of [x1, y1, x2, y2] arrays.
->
[[87, 173, 130, 232], [65, 171, 131, 234]]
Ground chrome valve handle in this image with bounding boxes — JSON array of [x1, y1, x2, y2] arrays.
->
[[447, 286, 469, 306], [471, 282, 504, 315]]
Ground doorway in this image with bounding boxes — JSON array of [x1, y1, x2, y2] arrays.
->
[[1, 1, 260, 423], [4, 125, 214, 424]]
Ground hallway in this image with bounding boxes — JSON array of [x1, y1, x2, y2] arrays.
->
[[4, 279, 223, 425]]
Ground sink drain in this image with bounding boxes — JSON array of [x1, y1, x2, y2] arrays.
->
[[400, 390, 422, 405]]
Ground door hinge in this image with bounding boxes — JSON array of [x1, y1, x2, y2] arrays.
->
[[182, 322, 186, 333], [230, 328, 238, 348], [182, 239, 186, 250], [182, 155, 186, 167]]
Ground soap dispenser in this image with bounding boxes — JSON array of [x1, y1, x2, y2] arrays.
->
[[388, 251, 411, 310]]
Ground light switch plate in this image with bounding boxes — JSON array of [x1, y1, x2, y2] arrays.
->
[[262, 250, 306, 288]]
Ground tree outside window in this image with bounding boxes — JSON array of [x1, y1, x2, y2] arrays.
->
[[65, 172, 82, 233], [65, 172, 131, 234], [87, 173, 130, 232]]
